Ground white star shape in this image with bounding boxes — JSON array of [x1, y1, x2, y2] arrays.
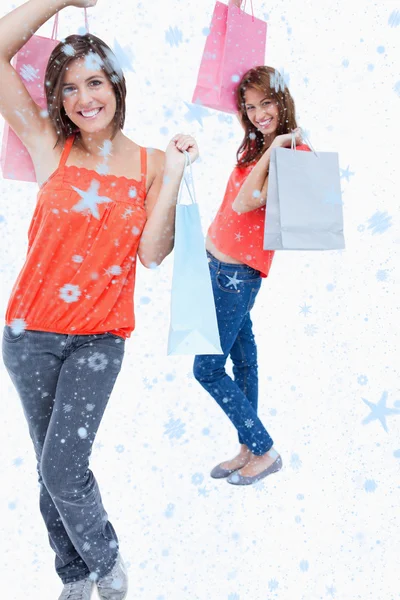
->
[[104, 265, 122, 277], [71, 180, 112, 220], [122, 207, 134, 220], [225, 272, 243, 290], [235, 232, 243, 241]]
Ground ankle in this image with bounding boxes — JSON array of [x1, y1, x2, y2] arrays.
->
[[267, 447, 278, 459]]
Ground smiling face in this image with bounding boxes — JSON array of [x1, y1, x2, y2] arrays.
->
[[61, 57, 117, 135], [243, 87, 280, 140], [235, 66, 298, 165]]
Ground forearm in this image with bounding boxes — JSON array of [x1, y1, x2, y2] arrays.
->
[[232, 146, 272, 214], [138, 171, 183, 267], [0, 0, 63, 61]]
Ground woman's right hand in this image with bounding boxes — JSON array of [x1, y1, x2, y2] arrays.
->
[[270, 127, 303, 148]]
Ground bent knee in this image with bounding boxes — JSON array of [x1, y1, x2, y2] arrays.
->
[[193, 356, 225, 384], [41, 457, 87, 496]]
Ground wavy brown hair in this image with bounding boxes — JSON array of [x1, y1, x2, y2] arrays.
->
[[45, 34, 127, 147], [235, 66, 298, 167]]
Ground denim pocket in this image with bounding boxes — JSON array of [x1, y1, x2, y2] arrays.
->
[[3, 325, 26, 343], [215, 272, 242, 295]]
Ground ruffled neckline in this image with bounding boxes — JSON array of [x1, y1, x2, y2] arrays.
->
[[63, 164, 143, 187]]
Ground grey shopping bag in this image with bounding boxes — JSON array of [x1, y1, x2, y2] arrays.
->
[[167, 152, 223, 356], [263, 135, 345, 250]]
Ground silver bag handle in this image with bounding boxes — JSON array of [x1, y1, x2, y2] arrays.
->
[[291, 129, 319, 158]]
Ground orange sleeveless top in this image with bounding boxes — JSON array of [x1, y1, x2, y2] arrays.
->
[[208, 145, 311, 277], [5, 134, 148, 339]]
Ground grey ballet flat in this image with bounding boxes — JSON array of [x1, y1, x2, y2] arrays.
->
[[210, 464, 240, 479], [226, 455, 283, 486]]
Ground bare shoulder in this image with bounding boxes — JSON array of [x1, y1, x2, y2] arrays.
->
[[118, 137, 165, 190], [145, 148, 165, 182], [146, 147, 165, 167]]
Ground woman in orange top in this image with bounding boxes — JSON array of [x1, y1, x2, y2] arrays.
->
[[194, 65, 310, 486], [0, 0, 198, 598]]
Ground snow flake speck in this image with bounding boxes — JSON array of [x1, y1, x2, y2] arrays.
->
[[78, 427, 88, 439]]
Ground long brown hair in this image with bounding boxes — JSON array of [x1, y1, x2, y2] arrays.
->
[[45, 34, 127, 147], [235, 66, 298, 167]]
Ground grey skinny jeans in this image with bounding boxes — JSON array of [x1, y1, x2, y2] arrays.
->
[[2, 326, 125, 584]]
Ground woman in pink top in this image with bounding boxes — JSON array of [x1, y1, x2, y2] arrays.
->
[[0, 0, 198, 598]]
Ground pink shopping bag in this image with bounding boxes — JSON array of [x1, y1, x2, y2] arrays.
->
[[0, 11, 88, 182], [192, 0, 267, 113]]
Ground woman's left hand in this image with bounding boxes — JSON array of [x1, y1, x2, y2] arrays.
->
[[164, 134, 199, 174]]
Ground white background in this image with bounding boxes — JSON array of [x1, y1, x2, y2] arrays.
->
[[0, 0, 399, 599]]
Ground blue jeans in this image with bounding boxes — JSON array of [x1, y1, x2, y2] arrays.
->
[[2, 326, 125, 583], [193, 252, 273, 456]]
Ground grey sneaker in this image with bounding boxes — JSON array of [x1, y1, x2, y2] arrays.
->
[[58, 577, 93, 600], [97, 554, 128, 600]]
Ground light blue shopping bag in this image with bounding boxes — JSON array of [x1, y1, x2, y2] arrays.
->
[[263, 133, 345, 250], [167, 152, 223, 356]]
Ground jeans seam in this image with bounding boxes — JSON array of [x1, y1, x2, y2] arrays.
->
[[246, 287, 259, 312], [235, 332, 248, 397]]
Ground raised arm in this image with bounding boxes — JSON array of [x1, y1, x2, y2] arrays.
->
[[138, 134, 199, 267], [0, 0, 94, 153]]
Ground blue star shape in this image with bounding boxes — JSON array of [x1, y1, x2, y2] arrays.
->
[[184, 101, 211, 127], [362, 391, 400, 432], [299, 303, 312, 316], [340, 165, 355, 181], [98, 139, 113, 158], [112, 39, 135, 73], [84, 52, 103, 72], [326, 585, 336, 597], [165, 26, 183, 48], [225, 272, 243, 290], [367, 211, 392, 235], [71, 180, 112, 220]]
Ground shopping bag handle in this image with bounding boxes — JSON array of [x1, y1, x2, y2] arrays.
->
[[291, 129, 319, 158], [241, 0, 254, 19], [229, 0, 255, 21], [51, 8, 89, 40], [177, 151, 197, 205]]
